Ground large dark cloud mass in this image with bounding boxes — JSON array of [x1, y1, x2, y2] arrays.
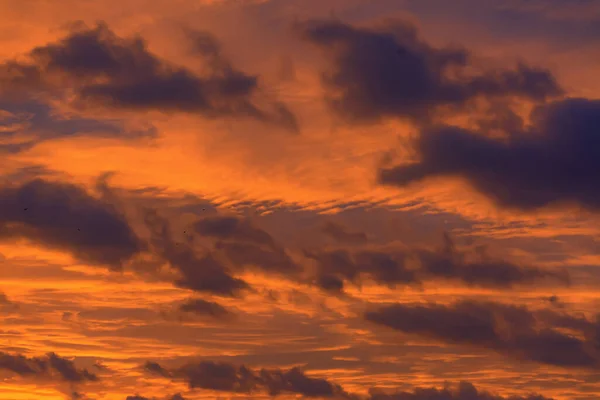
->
[[366, 300, 600, 369], [0, 22, 297, 131], [0, 352, 97, 383], [300, 19, 561, 124], [380, 98, 600, 211], [144, 359, 553, 399], [0, 179, 142, 269]]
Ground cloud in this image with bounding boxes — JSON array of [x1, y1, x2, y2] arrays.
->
[[194, 215, 277, 248], [414, 233, 569, 287], [0, 292, 19, 312], [177, 361, 261, 393], [305, 233, 567, 293], [321, 221, 368, 244], [143, 361, 172, 378], [0, 352, 97, 383], [144, 209, 249, 296], [178, 298, 231, 319], [0, 22, 297, 131], [379, 98, 600, 211], [365, 300, 600, 369], [0, 178, 142, 269], [146, 360, 351, 398], [215, 241, 300, 275], [368, 381, 553, 400], [194, 214, 302, 277], [125, 396, 185, 400], [305, 248, 418, 293], [144, 360, 555, 399], [0, 98, 156, 154], [300, 19, 561, 124]]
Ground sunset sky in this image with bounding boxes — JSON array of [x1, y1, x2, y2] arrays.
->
[[1, 1, 600, 399]]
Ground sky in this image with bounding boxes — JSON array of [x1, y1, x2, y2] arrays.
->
[[0, 0, 600, 399]]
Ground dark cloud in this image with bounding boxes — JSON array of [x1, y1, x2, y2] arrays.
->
[[0, 352, 97, 383], [124, 394, 185, 400], [305, 234, 566, 293], [46, 352, 98, 383], [379, 98, 600, 211], [321, 221, 368, 244], [305, 248, 417, 293], [194, 215, 277, 248], [259, 367, 350, 398], [215, 241, 300, 275], [0, 22, 297, 131], [144, 209, 249, 296], [194, 215, 301, 276], [146, 360, 351, 398], [143, 361, 172, 378], [415, 234, 569, 288], [178, 298, 231, 319], [0, 179, 142, 269], [365, 300, 600, 369], [368, 381, 553, 400], [300, 19, 561, 124], [145, 359, 554, 399], [178, 361, 260, 393]]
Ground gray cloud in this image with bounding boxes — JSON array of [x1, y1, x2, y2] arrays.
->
[[0, 352, 98, 383], [0, 22, 297, 131], [300, 19, 561, 124], [0, 179, 142, 269], [366, 300, 600, 369]]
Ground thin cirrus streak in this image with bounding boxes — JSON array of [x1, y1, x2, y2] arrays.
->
[[0, 0, 599, 399]]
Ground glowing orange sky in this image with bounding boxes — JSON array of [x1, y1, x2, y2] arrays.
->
[[0, 1, 599, 399]]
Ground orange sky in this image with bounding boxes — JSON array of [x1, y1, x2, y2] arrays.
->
[[0, 1, 599, 399]]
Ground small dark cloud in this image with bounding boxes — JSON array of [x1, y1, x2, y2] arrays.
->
[[260, 366, 350, 398], [365, 300, 600, 369], [144, 209, 249, 297], [0, 352, 97, 383], [143, 361, 172, 378], [379, 98, 600, 211], [194, 215, 276, 248], [0, 179, 142, 269], [178, 298, 231, 319], [321, 221, 368, 244], [179, 361, 260, 392], [0, 22, 298, 131], [300, 19, 561, 124], [215, 241, 300, 275]]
